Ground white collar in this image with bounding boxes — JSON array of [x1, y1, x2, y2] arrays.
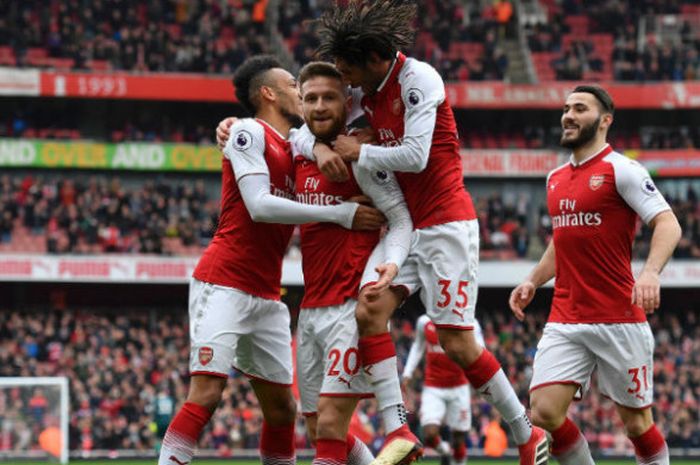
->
[[256, 118, 286, 140], [376, 53, 399, 93], [569, 143, 610, 167]]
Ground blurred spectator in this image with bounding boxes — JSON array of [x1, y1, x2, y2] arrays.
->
[[0, 174, 218, 255], [0, 304, 696, 455]]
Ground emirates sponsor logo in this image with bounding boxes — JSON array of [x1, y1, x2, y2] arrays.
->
[[589, 174, 605, 190], [295, 191, 344, 205], [198, 347, 213, 366], [552, 198, 602, 229]]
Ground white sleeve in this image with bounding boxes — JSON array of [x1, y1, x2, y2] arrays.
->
[[352, 164, 412, 268], [610, 154, 671, 224], [237, 174, 359, 228], [288, 125, 316, 161], [358, 60, 443, 173], [224, 118, 269, 181], [402, 315, 428, 379]]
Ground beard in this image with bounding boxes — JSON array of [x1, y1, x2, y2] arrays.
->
[[560, 116, 600, 149], [308, 116, 345, 143]]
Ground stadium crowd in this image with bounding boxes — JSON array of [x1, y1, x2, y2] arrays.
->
[[0, 0, 509, 81], [280, 0, 511, 81], [2, 174, 699, 260], [525, 0, 700, 81], [0, 305, 697, 455], [0, 174, 218, 255]]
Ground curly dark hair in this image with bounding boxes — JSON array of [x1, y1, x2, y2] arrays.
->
[[316, 0, 417, 66], [233, 55, 282, 115]]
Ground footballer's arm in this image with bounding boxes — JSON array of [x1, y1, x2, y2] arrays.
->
[[353, 165, 413, 295], [632, 209, 681, 312], [509, 241, 556, 321], [226, 119, 383, 230]]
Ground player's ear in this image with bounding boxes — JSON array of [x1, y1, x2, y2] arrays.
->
[[259, 85, 276, 103], [601, 113, 613, 131], [345, 95, 353, 113]]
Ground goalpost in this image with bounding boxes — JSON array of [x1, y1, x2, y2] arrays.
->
[[0, 377, 69, 464]]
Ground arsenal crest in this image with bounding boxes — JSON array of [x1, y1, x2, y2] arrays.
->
[[589, 174, 605, 191], [198, 347, 213, 366]]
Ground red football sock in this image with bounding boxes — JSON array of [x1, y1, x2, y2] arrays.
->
[[629, 425, 667, 463], [461, 349, 500, 388], [158, 401, 211, 465], [346, 434, 374, 465], [314, 438, 347, 465], [261, 422, 296, 465], [424, 435, 440, 449], [453, 442, 467, 462], [551, 418, 582, 456]]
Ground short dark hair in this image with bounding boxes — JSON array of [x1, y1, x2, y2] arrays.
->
[[316, 0, 417, 66], [298, 61, 343, 87], [233, 55, 282, 115], [572, 85, 615, 115]]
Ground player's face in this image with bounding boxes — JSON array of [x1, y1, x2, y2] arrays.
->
[[334, 58, 379, 93], [301, 76, 348, 142], [270, 68, 304, 127], [560, 93, 602, 149]]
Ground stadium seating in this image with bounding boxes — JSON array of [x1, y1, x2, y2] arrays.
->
[[1, 306, 697, 453], [528, 0, 700, 81]]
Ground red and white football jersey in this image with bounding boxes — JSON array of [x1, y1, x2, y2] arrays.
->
[[193, 118, 295, 300], [546, 144, 670, 323], [357, 53, 476, 229], [403, 315, 484, 388], [294, 157, 380, 308]]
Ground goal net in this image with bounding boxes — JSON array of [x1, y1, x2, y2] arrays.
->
[[0, 377, 69, 464]]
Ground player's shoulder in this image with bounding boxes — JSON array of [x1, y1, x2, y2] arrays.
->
[[223, 118, 265, 159], [400, 57, 443, 88], [546, 159, 571, 183], [603, 150, 654, 185], [604, 150, 661, 196], [228, 118, 265, 152], [231, 117, 263, 133], [602, 150, 647, 174]]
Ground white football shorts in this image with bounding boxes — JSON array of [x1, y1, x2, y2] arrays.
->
[[296, 299, 372, 415], [420, 384, 472, 431], [363, 219, 479, 329], [530, 322, 655, 408], [188, 278, 293, 385]]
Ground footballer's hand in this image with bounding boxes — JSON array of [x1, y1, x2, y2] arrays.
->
[[632, 269, 660, 313], [509, 281, 536, 321], [363, 263, 399, 301], [351, 205, 385, 231], [315, 143, 349, 182], [352, 126, 376, 144], [216, 117, 237, 150], [347, 195, 374, 207], [334, 134, 362, 162], [400, 376, 411, 393]]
